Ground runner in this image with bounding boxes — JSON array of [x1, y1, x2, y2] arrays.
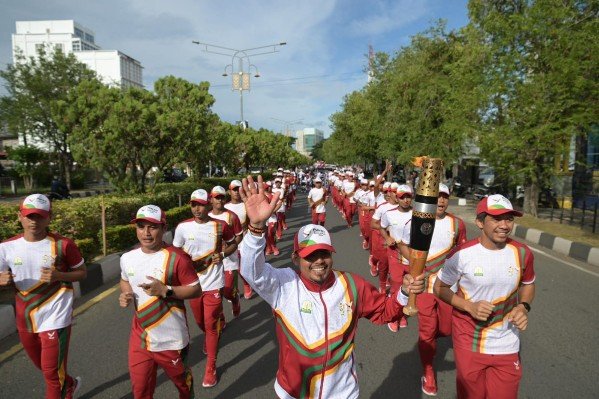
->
[[208, 186, 243, 320], [398, 183, 467, 394], [263, 181, 282, 255], [307, 177, 328, 226], [238, 175, 425, 399], [434, 194, 535, 399], [342, 172, 358, 228], [272, 178, 288, 239], [353, 179, 370, 249], [0, 194, 86, 399], [225, 179, 254, 300], [119, 204, 201, 398], [379, 184, 414, 332], [371, 182, 400, 296], [172, 189, 238, 388]]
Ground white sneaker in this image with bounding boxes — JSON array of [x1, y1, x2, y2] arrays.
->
[[73, 376, 83, 398]]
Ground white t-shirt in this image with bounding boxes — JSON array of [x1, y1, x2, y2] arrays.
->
[[438, 239, 536, 355], [173, 218, 235, 291], [308, 187, 327, 213], [380, 209, 413, 242], [272, 187, 286, 213], [343, 181, 358, 203], [120, 247, 199, 351], [225, 202, 247, 227], [209, 211, 243, 271], [0, 234, 84, 333], [372, 202, 397, 221], [353, 188, 368, 205]]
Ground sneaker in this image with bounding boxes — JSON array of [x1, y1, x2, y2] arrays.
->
[[387, 321, 399, 333], [202, 364, 218, 388], [70, 376, 82, 398], [369, 258, 378, 277], [232, 297, 241, 318], [243, 285, 253, 300], [362, 240, 368, 250], [399, 316, 408, 328], [273, 247, 280, 256], [265, 249, 273, 255], [421, 369, 438, 396]]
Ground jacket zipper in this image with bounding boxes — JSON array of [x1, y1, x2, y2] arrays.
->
[[318, 288, 329, 399]]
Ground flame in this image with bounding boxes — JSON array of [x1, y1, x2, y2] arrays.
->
[[411, 156, 429, 167]]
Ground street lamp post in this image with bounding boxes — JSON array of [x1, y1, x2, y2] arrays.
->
[[192, 41, 286, 129]]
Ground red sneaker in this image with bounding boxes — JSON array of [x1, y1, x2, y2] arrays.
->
[[232, 296, 241, 318], [243, 285, 253, 300], [202, 363, 218, 388], [421, 368, 438, 396], [387, 321, 399, 333], [273, 247, 280, 256], [399, 315, 408, 328]]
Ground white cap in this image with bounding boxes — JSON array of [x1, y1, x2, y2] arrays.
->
[[390, 182, 400, 191], [439, 183, 450, 196], [20, 194, 51, 217], [360, 178, 368, 185], [397, 184, 413, 197], [229, 180, 242, 189], [210, 186, 227, 197], [190, 189, 209, 204], [314, 177, 322, 183], [294, 224, 335, 258], [131, 204, 166, 225], [368, 180, 376, 186], [274, 178, 282, 183], [382, 182, 392, 191]]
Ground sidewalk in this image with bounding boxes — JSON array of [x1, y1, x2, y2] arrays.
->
[[449, 198, 599, 267]]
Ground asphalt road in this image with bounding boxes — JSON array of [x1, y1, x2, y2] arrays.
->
[[1, 195, 598, 398]]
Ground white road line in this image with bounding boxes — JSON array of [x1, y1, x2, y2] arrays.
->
[[530, 247, 599, 278]]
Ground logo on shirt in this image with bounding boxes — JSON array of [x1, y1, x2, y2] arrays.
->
[[339, 301, 353, 317], [507, 264, 519, 276], [187, 235, 195, 241], [42, 254, 56, 269], [474, 267, 484, 277], [13, 257, 23, 266], [300, 300, 313, 314], [127, 268, 135, 277]]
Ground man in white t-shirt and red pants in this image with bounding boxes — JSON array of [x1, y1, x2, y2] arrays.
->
[[172, 189, 237, 388], [307, 177, 327, 226], [399, 184, 467, 394], [342, 172, 358, 228], [208, 186, 244, 320], [119, 205, 201, 398], [434, 194, 535, 399], [225, 179, 254, 299], [0, 194, 87, 399]]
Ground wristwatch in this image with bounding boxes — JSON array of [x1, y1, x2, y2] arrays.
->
[[164, 285, 174, 298], [519, 302, 531, 312]]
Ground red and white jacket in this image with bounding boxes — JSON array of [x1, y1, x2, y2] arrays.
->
[[240, 233, 408, 399]]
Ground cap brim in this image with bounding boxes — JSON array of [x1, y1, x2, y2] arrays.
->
[[130, 217, 166, 225], [20, 208, 50, 218], [397, 193, 412, 198], [439, 192, 450, 197], [485, 208, 523, 217], [297, 243, 336, 258], [190, 199, 209, 205]]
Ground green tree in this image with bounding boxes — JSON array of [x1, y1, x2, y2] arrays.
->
[[6, 145, 47, 190], [0, 45, 97, 188], [467, 0, 598, 215]]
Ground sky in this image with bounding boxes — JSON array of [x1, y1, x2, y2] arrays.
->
[[0, 0, 470, 138]]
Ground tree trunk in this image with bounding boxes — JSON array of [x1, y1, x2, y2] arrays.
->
[[523, 178, 540, 217], [23, 175, 33, 191]]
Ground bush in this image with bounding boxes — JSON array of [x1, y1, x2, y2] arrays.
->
[[75, 238, 97, 262], [166, 206, 191, 229], [101, 224, 137, 254]]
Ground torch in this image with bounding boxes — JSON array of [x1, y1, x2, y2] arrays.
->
[[403, 157, 444, 316]]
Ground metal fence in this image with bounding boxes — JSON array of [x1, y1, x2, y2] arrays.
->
[[541, 196, 599, 233]]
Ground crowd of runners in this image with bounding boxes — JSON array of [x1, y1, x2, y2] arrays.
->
[[0, 164, 535, 399]]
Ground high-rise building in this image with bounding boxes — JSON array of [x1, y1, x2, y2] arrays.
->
[[12, 20, 143, 89], [295, 128, 324, 157]]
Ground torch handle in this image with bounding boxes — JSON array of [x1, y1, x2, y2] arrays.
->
[[403, 249, 428, 316]]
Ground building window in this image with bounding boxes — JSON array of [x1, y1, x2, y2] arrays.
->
[[85, 33, 94, 43], [72, 41, 81, 51], [54, 43, 64, 52], [74, 28, 84, 39]]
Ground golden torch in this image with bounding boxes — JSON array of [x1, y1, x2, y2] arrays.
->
[[403, 157, 444, 316]]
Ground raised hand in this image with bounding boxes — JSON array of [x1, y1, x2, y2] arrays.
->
[[239, 175, 280, 227]]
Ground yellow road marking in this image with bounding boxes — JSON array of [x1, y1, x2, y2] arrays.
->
[[0, 283, 119, 363]]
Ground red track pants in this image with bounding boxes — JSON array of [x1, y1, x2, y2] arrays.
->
[[416, 292, 453, 371], [189, 289, 223, 365]]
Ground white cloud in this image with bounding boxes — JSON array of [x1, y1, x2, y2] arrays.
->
[[346, 0, 429, 37]]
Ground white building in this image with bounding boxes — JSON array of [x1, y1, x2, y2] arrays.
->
[[295, 128, 324, 157], [12, 20, 143, 89]]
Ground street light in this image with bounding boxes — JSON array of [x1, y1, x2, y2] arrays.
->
[[192, 40, 286, 129]]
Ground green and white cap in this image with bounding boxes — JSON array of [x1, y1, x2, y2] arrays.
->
[[131, 204, 166, 225], [20, 194, 51, 218], [293, 224, 336, 258]]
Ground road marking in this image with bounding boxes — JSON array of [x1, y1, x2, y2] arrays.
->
[[530, 247, 599, 278], [0, 283, 119, 363]]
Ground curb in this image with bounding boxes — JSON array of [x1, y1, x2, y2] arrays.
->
[[453, 200, 599, 267], [70, 188, 114, 198], [0, 230, 174, 342]]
